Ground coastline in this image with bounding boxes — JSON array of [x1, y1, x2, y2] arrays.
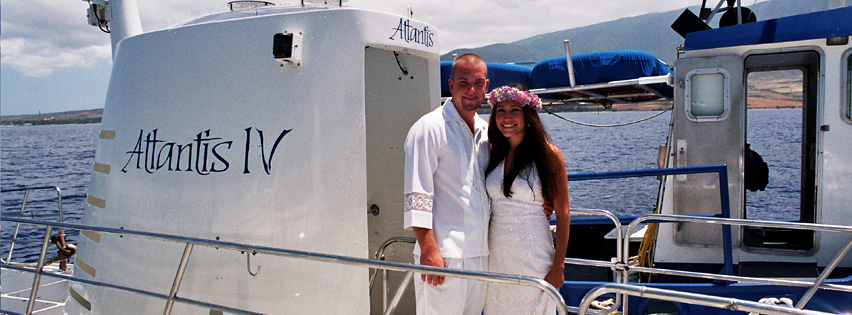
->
[[2, 93, 801, 126], [1, 108, 103, 126]]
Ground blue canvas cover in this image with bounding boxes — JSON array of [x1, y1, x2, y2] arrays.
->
[[684, 6, 852, 51], [440, 61, 533, 97], [530, 50, 673, 100], [531, 50, 672, 88]]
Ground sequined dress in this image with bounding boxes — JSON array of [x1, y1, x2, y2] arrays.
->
[[484, 160, 556, 315]]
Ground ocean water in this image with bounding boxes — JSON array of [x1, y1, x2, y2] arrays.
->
[[541, 108, 802, 221], [2, 124, 99, 263], [0, 109, 801, 263]]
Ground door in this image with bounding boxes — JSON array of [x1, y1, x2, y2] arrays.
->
[[671, 55, 744, 247]]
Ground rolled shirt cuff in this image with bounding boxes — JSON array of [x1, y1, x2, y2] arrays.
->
[[404, 210, 432, 230]]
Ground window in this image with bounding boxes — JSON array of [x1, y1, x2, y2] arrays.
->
[[685, 68, 729, 120]]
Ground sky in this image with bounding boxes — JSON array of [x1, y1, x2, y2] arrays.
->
[[0, 0, 706, 116]]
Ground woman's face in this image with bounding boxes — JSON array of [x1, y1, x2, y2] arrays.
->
[[494, 100, 526, 144]]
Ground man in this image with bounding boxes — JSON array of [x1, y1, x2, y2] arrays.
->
[[403, 53, 491, 314]]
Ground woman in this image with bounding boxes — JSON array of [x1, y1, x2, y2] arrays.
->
[[483, 84, 570, 314]]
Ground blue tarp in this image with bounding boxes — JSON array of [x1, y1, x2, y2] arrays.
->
[[684, 6, 852, 51], [440, 50, 673, 99], [530, 50, 672, 89], [440, 61, 533, 96]]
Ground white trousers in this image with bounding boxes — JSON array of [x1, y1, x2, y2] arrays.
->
[[413, 255, 488, 315]]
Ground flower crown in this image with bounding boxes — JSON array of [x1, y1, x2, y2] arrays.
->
[[486, 86, 543, 111]]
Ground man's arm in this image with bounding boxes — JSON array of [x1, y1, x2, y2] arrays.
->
[[543, 201, 554, 220], [403, 117, 445, 285], [412, 227, 445, 286]]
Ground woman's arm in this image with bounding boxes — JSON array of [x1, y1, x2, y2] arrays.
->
[[544, 144, 570, 289]]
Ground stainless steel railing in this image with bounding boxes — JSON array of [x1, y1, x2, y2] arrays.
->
[[578, 283, 837, 315], [534, 213, 852, 314], [366, 209, 626, 315], [1, 186, 64, 264], [0, 217, 569, 315], [368, 236, 416, 313], [623, 215, 852, 308]]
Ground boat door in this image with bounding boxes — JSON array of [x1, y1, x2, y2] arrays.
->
[[670, 51, 821, 252], [740, 51, 820, 252], [671, 55, 744, 247], [365, 47, 437, 314]]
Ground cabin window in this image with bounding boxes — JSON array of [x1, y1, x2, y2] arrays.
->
[[685, 68, 729, 120]]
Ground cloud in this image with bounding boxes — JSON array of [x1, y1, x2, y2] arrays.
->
[[0, 0, 698, 77], [0, 0, 224, 78], [347, 0, 696, 53], [1, 38, 111, 78]]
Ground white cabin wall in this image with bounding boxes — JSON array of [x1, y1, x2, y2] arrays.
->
[[812, 45, 852, 267], [72, 8, 440, 314]]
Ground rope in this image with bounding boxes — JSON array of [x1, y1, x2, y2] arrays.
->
[[3, 237, 76, 269], [542, 105, 672, 128]]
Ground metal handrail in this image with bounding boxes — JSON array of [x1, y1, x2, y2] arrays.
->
[[368, 209, 624, 315], [1, 186, 64, 264], [568, 164, 734, 276], [623, 215, 852, 308], [564, 208, 627, 311], [553, 215, 852, 313], [578, 283, 836, 315], [368, 236, 416, 312], [0, 217, 569, 315], [567, 164, 732, 312]]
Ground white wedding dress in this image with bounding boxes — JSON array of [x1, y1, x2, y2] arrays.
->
[[484, 160, 556, 315]]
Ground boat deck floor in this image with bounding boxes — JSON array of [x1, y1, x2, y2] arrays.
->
[[1, 264, 72, 314]]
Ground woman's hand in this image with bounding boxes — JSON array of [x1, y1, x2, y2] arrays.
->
[[544, 267, 565, 290]]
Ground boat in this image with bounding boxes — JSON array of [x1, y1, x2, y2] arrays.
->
[[2, 0, 852, 314]]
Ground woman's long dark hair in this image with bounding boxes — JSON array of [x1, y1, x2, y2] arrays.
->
[[486, 84, 563, 202]]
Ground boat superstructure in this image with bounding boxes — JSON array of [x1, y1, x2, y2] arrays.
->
[[553, 3, 852, 313], [53, 1, 441, 313], [656, 5, 852, 275], [3, 0, 852, 314]]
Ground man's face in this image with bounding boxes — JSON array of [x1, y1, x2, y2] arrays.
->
[[449, 61, 489, 113]]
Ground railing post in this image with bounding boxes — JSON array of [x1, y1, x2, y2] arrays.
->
[[164, 243, 194, 315], [796, 233, 852, 309], [26, 225, 54, 314], [383, 270, 414, 315], [716, 165, 734, 278], [382, 269, 389, 312], [7, 189, 31, 263], [55, 186, 64, 223]]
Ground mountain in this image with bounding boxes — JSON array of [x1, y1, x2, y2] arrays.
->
[[441, 0, 839, 65]]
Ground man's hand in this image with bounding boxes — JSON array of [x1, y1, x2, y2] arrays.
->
[[413, 227, 445, 286], [543, 201, 555, 220], [419, 248, 446, 286]]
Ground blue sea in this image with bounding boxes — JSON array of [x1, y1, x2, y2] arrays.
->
[[1, 108, 802, 263]]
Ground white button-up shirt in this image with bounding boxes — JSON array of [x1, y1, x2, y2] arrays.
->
[[403, 99, 491, 258]]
